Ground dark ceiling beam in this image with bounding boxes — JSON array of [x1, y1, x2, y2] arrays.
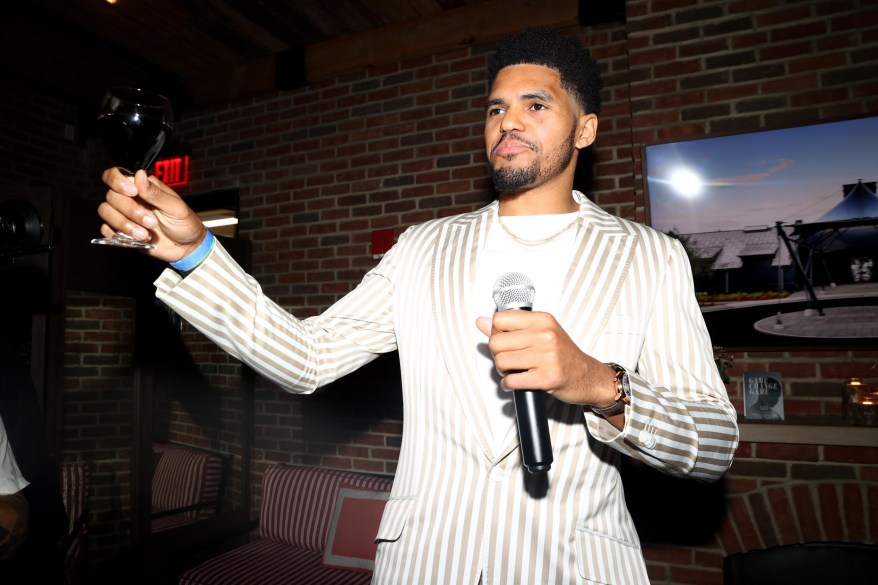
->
[[305, 0, 580, 81], [188, 0, 579, 106], [3, 4, 189, 114]]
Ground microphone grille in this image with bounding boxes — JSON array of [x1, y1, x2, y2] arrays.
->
[[492, 272, 535, 310]]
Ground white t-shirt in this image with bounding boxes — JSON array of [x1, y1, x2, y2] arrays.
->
[[0, 414, 28, 495], [470, 212, 578, 453]]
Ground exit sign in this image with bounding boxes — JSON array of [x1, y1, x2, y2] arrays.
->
[[154, 155, 190, 187]]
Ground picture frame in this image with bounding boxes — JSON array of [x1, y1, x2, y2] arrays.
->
[[642, 115, 878, 350], [743, 371, 784, 421]]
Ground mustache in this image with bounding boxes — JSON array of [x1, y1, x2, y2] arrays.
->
[[491, 133, 538, 157]]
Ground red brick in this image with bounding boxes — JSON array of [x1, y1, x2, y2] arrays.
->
[[767, 485, 800, 544], [869, 486, 878, 542], [644, 562, 669, 584], [716, 513, 745, 555], [642, 545, 693, 564], [818, 484, 845, 541], [668, 566, 723, 585], [756, 443, 819, 462], [792, 484, 822, 541], [843, 484, 866, 541], [824, 446, 878, 464], [729, 496, 762, 551]]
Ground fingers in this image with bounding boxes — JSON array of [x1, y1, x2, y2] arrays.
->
[[97, 167, 207, 262], [97, 199, 152, 241], [487, 311, 556, 353], [490, 309, 542, 332], [500, 368, 548, 392], [480, 311, 607, 405], [101, 167, 182, 211], [480, 312, 538, 379], [100, 166, 192, 236], [476, 316, 493, 337], [137, 171, 179, 206], [482, 311, 569, 392], [101, 167, 141, 197], [100, 169, 155, 235]]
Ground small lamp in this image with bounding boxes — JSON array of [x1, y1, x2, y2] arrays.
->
[[843, 378, 878, 426]]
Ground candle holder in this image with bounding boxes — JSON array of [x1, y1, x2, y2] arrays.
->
[[843, 378, 878, 426]]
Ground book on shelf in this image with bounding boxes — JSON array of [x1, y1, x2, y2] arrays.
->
[[743, 371, 784, 421]]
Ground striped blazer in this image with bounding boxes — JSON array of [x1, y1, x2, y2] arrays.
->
[[155, 191, 739, 585]]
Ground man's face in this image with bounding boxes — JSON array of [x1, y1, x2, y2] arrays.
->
[[484, 64, 589, 195]]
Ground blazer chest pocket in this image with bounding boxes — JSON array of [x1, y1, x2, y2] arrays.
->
[[593, 316, 641, 363], [376, 496, 415, 542], [575, 526, 648, 584]]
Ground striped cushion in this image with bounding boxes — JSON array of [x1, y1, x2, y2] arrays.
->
[[60, 462, 89, 539], [150, 514, 201, 533], [59, 462, 89, 583], [152, 443, 226, 521], [258, 465, 393, 552], [179, 539, 374, 585]]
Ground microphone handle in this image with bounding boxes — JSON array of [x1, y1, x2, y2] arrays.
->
[[513, 389, 553, 473], [502, 306, 553, 473]]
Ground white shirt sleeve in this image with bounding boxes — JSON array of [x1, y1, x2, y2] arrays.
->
[[0, 415, 28, 495]]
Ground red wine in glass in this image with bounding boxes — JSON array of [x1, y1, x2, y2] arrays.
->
[[92, 87, 173, 249]]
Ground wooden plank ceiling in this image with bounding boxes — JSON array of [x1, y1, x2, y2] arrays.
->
[[3, 0, 583, 112]]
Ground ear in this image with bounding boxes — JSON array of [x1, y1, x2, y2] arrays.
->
[[574, 114, 598, 149]]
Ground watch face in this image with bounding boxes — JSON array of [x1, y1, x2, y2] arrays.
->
[[589, 363, 632, 416], [609, 362, 631, 399], [620, 372, 631, 399]]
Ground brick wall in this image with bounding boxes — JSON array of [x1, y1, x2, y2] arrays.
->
[[625, 2, 878, 582], [154, 327, 249, 511], [0, 80, 90, 192], [724, 350, 878, 418], [62, 293, 135, 564], [62, 296, 252, 564], [2, 0, 878, 582]]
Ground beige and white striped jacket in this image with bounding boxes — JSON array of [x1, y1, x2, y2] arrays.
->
[[155, 191, 738, 585]]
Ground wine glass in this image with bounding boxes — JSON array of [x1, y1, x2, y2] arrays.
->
[[92, 87, 173, 249]]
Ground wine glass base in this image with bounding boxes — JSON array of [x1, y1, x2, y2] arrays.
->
[[91, 232, 155, 250]]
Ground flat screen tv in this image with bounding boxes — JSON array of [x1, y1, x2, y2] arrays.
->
[[643, 115, 878, 350]]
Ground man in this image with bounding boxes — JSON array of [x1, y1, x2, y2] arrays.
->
[[0, 415, 28, 561], [99, 28, 738, 584], [0, 335, 68, 583]]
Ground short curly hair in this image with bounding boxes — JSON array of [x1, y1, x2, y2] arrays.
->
[[487, 28, 603, 115]]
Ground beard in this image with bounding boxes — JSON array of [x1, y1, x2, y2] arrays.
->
[[489, 164, 539, 194], [488, 126, 577, 194]]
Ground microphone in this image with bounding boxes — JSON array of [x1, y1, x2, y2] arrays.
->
[[492, 272, 553, 473]]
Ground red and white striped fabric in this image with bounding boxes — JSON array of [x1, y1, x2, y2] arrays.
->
[[152, 443, 227, 531], [178, 465, 393, 585], [58, 461, 89, 584], [258, 465, 392, 551], [179, 539, 374, 585]]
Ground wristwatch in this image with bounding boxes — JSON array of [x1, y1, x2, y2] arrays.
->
[[588, 362, 631, 417]]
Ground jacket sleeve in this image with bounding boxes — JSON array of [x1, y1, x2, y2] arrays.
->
[[586, 237, 739, 482], [154, 238, 400, 393]]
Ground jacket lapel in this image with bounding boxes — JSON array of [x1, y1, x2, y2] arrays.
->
[[432, 202, 497, 462], [556, 193, 638, 354]]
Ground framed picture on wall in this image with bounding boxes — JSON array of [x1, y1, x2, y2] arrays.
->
[[642, 115, 878, 350]]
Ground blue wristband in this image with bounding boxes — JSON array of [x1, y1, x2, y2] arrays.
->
[[171, 230, 216, 272]]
